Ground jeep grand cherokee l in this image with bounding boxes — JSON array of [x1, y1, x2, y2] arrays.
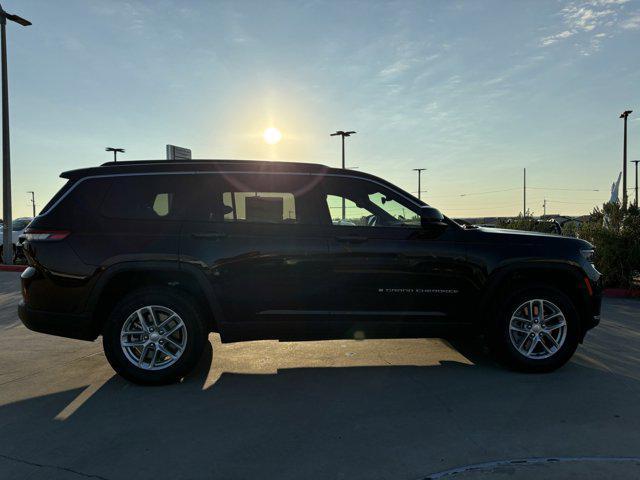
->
[[18, 160, 602, 384]]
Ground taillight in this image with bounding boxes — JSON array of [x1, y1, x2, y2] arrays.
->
[[24, 229, 70, 241]]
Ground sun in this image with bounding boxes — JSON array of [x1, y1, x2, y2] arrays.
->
[[263, 127, 282, 145]]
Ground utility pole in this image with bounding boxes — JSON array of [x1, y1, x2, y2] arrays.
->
[[523, 168, 527, 216], [413, 168, 426, 200], [543, 198, 546, 217], [27, 190, 34, 217], [330, 130, 356, 220], [632, 160, 640, 207], [105, 147, 125, 162], [1, 4, 31, 265], [620, 110, 632, 209]]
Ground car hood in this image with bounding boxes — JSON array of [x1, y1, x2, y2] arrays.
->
[[474, 227, 593, 249]]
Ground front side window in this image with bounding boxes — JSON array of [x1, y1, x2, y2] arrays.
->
[[322, 177, 420, 228]]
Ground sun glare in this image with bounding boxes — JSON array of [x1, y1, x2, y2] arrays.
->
[[263, 127, 282, 145]]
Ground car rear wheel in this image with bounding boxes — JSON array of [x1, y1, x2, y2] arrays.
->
[[102, 287, 208, 385], [490, 286, 580, 373]]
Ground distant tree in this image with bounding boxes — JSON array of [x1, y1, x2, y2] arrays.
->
[[496, 211, 557, 234]]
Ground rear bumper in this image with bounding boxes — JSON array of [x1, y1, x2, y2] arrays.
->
[[18, 301, 97, 341]]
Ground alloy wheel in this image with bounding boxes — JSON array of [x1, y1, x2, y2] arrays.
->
[[509, 299, 567, 360], [120, 305, 188, 370]]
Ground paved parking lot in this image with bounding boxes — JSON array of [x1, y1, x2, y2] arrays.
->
[[1, 271, 639, 479]]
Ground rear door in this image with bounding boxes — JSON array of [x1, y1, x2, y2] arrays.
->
[[180, 172, 332, 339]]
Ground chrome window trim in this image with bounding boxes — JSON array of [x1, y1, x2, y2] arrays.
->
[[39, 170, 423, 218]]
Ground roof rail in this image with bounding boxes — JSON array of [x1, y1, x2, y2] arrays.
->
[[99, 159, 331, 168]]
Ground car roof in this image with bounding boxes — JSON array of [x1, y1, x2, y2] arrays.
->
[[59, 159, 396, 190], [60, 159, 347, 180]]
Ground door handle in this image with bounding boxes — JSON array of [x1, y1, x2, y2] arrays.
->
[[335, 235, 368, 244], [191, 232, 228, 240]]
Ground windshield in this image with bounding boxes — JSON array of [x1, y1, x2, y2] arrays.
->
[[12, 219, 31, 231]]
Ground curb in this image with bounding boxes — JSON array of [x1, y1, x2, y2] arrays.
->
[[603, 288, 640, 298], [0, 265, 27, 272]]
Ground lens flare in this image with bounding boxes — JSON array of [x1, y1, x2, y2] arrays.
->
[[263, 127, 282, 145]]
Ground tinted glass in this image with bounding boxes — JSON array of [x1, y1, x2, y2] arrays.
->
[[321, 177, 420, 227], [12, 219, 31, 231], [185, 173, 322, 225], [101, 175, 187, 220]]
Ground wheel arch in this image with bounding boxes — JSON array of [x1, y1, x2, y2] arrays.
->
[[479, 262, 593, 340], [86, 261, 225, 337]]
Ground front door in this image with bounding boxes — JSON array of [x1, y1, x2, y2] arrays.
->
[[317, 175, 470, 333]]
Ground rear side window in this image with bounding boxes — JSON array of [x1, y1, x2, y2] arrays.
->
[[40, 180, 75, 215], [222, 191, 297, 223], [184, 173, 323, 225], [101, 175, 187, 220]]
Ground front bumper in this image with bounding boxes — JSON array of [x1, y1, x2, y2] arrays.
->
[[580, 275, 602, 339], [18, 301, 97, 341]]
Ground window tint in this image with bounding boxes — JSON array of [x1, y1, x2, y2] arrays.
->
[[322, 177, 420, 228], [101, 175, 186, 220], [326, 194, 374, 226], [185, 173, 321, 225], [40, 180, 74, 215], [12, 218, 31, 231], [223, 191, 297, 223], [367, 192, 421, 226]]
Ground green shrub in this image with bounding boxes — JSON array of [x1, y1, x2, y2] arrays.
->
[[576, 203, 640, 288]]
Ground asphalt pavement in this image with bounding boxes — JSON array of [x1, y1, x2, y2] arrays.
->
[[0, 271, 639, 479]]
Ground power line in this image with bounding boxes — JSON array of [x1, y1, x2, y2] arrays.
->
[[528, 186, 600, 192]]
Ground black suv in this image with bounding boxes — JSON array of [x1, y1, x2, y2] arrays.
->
[[18, 160, 602, 384]]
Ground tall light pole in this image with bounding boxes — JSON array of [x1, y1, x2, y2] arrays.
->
[[523, 168, 527, 216], [106, 147, 125, 162], [330, 130, 356, 220], [1, 4, 31, 264], [413, 168, 426, 200], [620, 110, 632, 209], [27, 190, 34, 217], [632, 160, 640, 207]]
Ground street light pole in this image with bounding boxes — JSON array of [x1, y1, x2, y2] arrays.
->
[[523, 168, 527, 216], [632, 160, 640, 207], [330, 130, 356, 220], [27, 190, 34, 217], [413, 168, 426, 200], [0, 4, 31, 264], [105, 147, 125, 162], [620, 110, 632, 210]]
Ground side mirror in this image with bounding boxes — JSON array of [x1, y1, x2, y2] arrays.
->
[[420, 206, 447, 231]]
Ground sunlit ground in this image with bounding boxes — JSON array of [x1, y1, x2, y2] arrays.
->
[[1, 270, 639, 479]]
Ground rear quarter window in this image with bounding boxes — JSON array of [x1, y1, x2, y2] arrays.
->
[[100, 175, 187, 220]]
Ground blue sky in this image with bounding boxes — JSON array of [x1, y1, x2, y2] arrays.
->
[[6, 0, 640, 218]]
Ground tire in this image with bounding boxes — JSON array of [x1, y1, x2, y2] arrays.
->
[[102, 286, 208, 385], [489, 286, 580, 373]]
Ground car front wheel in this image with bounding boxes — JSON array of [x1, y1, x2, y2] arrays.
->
[[102, 287, 208, 385], [491, 286, 580, 373]]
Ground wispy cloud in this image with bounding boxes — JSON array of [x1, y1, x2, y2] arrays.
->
[[621, 12, 640, 29], [539, 0, 634, 53], [541, 29, 576, 46]]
